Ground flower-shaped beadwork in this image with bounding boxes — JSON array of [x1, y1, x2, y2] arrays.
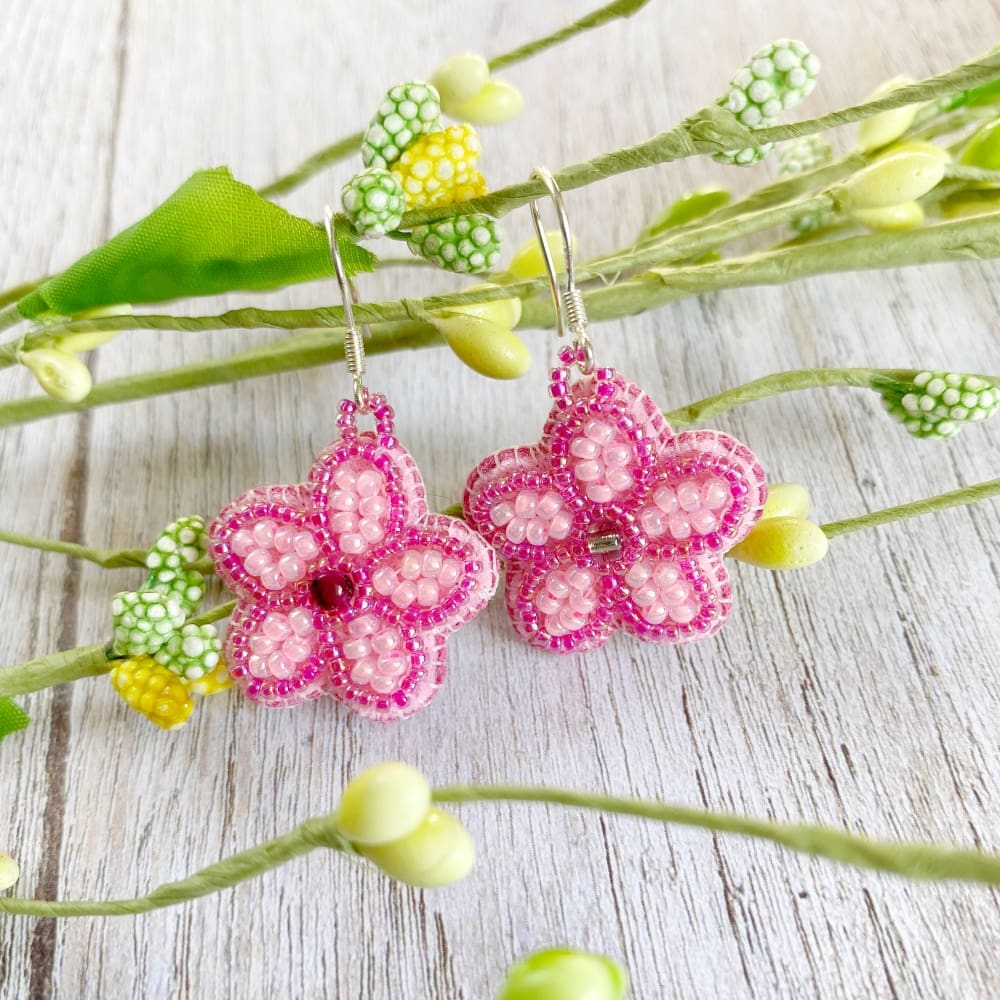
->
[[463, 348, 767, 652], [210, 394, 498, 721]]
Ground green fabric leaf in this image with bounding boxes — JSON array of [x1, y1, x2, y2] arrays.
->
[[0, 697, 29, 741], [18, 168, 377, 320]]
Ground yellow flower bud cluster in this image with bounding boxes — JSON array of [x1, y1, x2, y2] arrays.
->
[[429, 53, 524, 126], [730, 483, 829, 570], [334, 762, 475, 888], [391, 124, 487, 210]]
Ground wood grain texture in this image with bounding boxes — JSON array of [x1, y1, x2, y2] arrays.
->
[[2, 1, 1000, 997]]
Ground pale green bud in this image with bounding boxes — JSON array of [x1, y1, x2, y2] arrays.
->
[[20, 348, 93, 403]]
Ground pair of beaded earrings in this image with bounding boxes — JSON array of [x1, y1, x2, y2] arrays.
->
[[208, 170, 769, 722]]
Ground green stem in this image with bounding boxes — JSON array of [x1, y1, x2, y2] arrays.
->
[[0, 278, 44, 311], [399, 50, 1000, 228], [255, 0, 653, 199], [821, 477, 1000, 539], [0, 304, 23, 332], [189, 601, 236, 626], [0, 814, 352, 917], [433, 785, 1000, 885], [0, 645, 110, 698], [4, 779, 1000, 917], [0, 529, 147, 569]]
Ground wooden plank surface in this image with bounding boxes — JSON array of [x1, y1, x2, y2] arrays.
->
[[2, 1, 1000, 997]]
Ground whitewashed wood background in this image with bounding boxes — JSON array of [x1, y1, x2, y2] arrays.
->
[[2, 1, 1000, 997]]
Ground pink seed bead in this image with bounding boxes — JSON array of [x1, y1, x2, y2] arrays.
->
[[505, 519, 528, 544], [604, 444, 630, 467], [373, 567, 397, 595], [359, 495, 387, 518], [417, 580, 440, 606], [288, 608, 314, 636], [571, 591, 597, 614], [641, 508, 667, 536], [343, 638, 370, 660], [372, 630, 398, 654], [330, 511, 358, 534], [605, 467, 633, 492], [690, 509, 718, 534], [574, 460, 602, 482], [230, 530, 255, 557], [702, 478, 730, 509], [422, 551, 443, 576], [538, 492, 562, 517], [356, 470, 382, 497], [330, 491, 358, 512], [339, 533, 366, 554], [333, 468, 357, 490], [263, 614, 292, 641], [360, 519, 384, 543], [293, 532, 319, 559], [278, 554, 306, 582], [378, 652, 407, 677], [401, 552, 423, 579], [654, 487, 679, 513], [570, 437, 600, 459], [664, 582, 690, 605], [247, 654, 268, 678], [490, 502, 516, 527], [548, 512, 572, 540], [587, 484, 615, 503], [558, 606, 586, 632], [526, 520, 549, 546], [283, 638, 311, 663], [671, 603, 697, 624], [273, 525, 296, 553], [584, 419, 614, 444], [568, 568, 594, 591], [536, 592, 562, 615], [439, 561, 462, 588], [245, 549, 273, 576], [677, 482, 702, 511], [653, 564, 679, 588], [261, 567, 285, 591], [633, 585, 657, 607], [351, 659, 376, 684], [391, 582, 417, 608], [370, 673, 398, 694], [268, 652, 295, 679], [668, 515, 692, 540], [349, 615, 377, 637], [643, 602, 669, 624], [546, 615, 568, 637], [252, 520, 276, 547], [250, 635, 276, 655], [625, 563, 651, 588], [515, 491, 538, 517], [546, 572, 571, 599]]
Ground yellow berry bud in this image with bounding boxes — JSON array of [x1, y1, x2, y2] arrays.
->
[[109, 656, 195, 730], [450, 80, 524, 126], [959, 119, 1000, 171], [761, 482, 810, 520], [856, 77, 922, 151], [429, 53, 490, 110], [74, 303, 133, 319], [431, 313, 531, 380], [50, 329, 120, 353], [507, 231, 574, 280], [498, 949, 630, 1000], [361, 808, 475, 888], [850, 200, 925, 231], [887, 140, 951, 165], [0, 852, 20, 891], [836, 149, 946, 211], [335, 762, 431, 846], [730, 516, 829, 570], [20, 348, 93, 403], [187, 662, 232, 696]]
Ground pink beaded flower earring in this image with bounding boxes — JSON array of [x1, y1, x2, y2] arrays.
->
[[209, 210, 499, 721], [464, 169, 768, 653]]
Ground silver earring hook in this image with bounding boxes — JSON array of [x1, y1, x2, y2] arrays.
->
[[324, 206, 368, 409], [528, 167, 594, 372]]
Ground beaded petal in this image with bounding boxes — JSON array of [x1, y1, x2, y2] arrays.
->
[[464, 348, 767, 652], [210, 394, 498, 721]]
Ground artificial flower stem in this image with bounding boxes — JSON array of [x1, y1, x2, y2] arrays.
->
[[820, 477, 1000, 539], [0, 529, 147, 568], [0, 645, 110, 698]]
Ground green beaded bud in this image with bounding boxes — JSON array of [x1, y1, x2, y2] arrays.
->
[[715, 39, 821, 166], [880, 371, 999, 439], [342, 169, 405, 237], [111, 590, 186, 656], [407, 213, 502, 273], [153, 623, 223, 681], [361, 82, 442, 169], [144, 516, 208, 614], [778, 134, 835, 233]]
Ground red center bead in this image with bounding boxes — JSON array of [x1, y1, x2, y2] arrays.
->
[[311, 572, 354, 613]]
